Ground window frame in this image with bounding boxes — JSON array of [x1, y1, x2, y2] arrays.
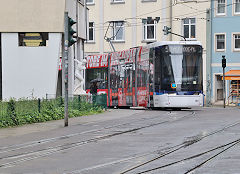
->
[[86, 0, 94, 5], [142, 20, 156, 42], [232, 32, 240, 51], [215, 0, 226, 16], [215, 33, 226, 52], [182, 17, 196, 40], [87, 22, 95, 43], [112, 21, 125, 42], [233, 0, 240, 15], [141, 0, 157, 2], [111, 0, 125, 4]]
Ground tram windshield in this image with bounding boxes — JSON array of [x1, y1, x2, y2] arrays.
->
[[155, 44, 203, 93]]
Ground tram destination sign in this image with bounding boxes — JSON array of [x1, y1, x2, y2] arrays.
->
[[164, 45, 201, 54]]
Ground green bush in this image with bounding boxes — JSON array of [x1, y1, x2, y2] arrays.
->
[[0, 97, 105, 128], [7, 99, 19, 126]]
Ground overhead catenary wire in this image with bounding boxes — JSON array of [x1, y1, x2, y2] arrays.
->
[[89, 1, 236, 32], [89, 0, 222, 27]]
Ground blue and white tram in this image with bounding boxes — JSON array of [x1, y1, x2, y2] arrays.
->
[[147, 41, 204, 108]]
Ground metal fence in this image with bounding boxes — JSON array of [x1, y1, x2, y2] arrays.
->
[[0, 94, 107, 118]]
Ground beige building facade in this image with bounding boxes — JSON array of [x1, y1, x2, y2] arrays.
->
[[85, 0, 210, 93]]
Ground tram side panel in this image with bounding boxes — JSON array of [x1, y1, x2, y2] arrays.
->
[[136, 46, 150, 107], [109, 48, 139, 107]]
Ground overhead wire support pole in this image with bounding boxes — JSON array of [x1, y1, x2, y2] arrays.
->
[[169, 32, 186, 41], [104, 22, 116, 52], [63, 12, 69, 127], [163, 26, 186, 41], [104, 21, 125, 53]]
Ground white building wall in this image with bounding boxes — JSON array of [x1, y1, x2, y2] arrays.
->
[[2, 33, 61, 99]]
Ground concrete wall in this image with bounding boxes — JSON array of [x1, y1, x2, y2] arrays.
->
[[1, 33, 61, 99], [0, 0, 65, 32]]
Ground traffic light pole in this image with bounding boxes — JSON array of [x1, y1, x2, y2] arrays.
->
[[223, 67, 225, 108], [63, 12, 69, 127], [222, 55, 226, 108]]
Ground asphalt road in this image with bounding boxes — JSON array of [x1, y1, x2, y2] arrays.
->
[[0, 107, 240, 174]]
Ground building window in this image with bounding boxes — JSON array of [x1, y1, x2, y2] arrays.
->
[[216, 0, 226, 15], [183, 18, 196, 39], [143, 20, 156, 41], [88, 22, 95, 42], [234, 0, 240, 14], [18, 33, 48, 47], [141, 0, 157, 2], [111, 0, 124, 3], [233, 33, 240, 51], [215, 34, 225, 51], [86, 0, 94, 4], [112, 21, 124, 41]]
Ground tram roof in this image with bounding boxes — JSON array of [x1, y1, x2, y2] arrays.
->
[[145, 41, 202, 48]]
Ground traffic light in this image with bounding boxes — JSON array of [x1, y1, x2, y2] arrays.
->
[[163, 26, 171, 35], [68, 17, 77, 47], [222, 55, 226, 68]]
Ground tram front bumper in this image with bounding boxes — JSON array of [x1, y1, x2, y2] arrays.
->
[[153, 94, 204, 108]]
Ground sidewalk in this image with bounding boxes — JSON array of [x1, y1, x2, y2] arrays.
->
[[0, 109, 145, 139]]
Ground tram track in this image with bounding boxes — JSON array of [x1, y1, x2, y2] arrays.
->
[[0, 111, 195, 169], [135, 138, 240, 174], [0, 110, 168, 154], [62, 114, 240, 174], [118, 120, 240, 174]]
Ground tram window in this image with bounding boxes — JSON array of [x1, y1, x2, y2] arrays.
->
[[19, 33, 48, 47], [86, 68, 107, 89], [155, 45, 202, 92]]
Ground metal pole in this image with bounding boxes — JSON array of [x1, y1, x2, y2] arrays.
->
[[206, 9, 212, 106], [222, 55, 226, 108], [108, 54, 111, 107], [134, 49, 138, 107], [223, 67, 225, 108], [63, 12, 69, 127]]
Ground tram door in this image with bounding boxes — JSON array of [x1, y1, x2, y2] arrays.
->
[[118, 61, 125, 106], [124, 63, 133, 106]]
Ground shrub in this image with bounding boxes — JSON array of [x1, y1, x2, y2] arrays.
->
[[7, 99, 19, 126], [0, 97, 105, 128]]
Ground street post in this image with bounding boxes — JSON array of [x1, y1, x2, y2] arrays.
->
[[222, 55, 226, 108], [63, 12, 69, 127]]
